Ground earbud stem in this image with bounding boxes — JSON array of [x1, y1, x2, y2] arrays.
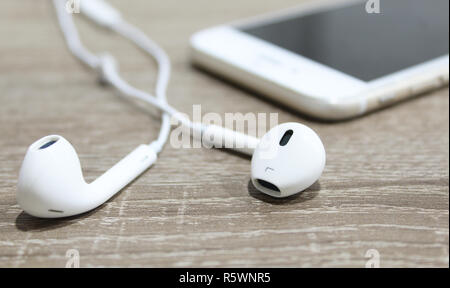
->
[[193, 124, 260, 156], [89, 145, 157, 207]]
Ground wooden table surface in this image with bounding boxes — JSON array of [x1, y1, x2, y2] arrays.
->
[[0, 0, 448, 268]]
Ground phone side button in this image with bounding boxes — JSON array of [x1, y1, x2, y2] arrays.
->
[[396, 88, 411, 100], [377, 88, 412, 106], [378, 93, 401, 105], [411, 79, 442, 95]]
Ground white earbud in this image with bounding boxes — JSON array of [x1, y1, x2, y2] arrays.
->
[[191, 122, 326, 198], [251, 123, 326, 198], [17, 135, 157, 218], [18, 0, 170, 218]]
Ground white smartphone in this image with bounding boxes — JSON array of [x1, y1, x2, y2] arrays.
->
[[190, 0, 449, 120]]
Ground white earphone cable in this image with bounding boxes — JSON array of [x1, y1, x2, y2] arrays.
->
[[52, 0, 183, 154], [52, 0, 255, 156], [52, 0, 100, 69], [108, 19, 173, 153]]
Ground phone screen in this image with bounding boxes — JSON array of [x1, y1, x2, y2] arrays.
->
[[239, 0, 449, 82]]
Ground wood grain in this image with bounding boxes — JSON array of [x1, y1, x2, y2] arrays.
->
[[0, 0, 448, 268]]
